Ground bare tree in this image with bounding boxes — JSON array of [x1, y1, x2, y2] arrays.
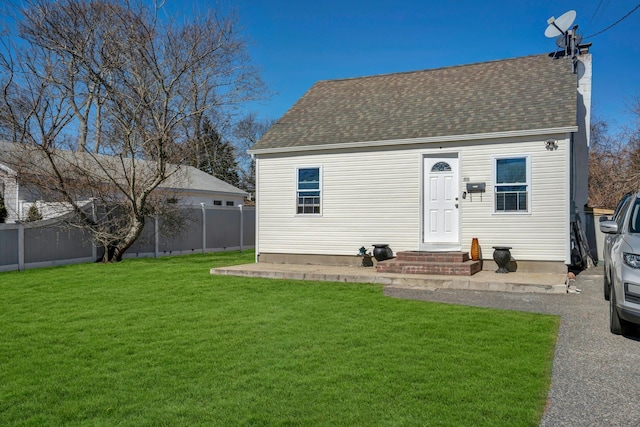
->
[[233, 113, 274, 196], [0, 0, 265, 261], [589, 102, 640, 209], [588, 119, 623, 209]]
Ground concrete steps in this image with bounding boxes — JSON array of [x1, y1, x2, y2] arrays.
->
[[376, 251, 481, 276]]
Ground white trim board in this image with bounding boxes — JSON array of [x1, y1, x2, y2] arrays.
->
[[249, 127, 578, 155]]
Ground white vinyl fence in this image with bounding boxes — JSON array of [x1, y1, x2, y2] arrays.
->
[[0, 205, 254, 272]]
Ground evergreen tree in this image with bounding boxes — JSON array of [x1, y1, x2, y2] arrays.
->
[[197, 118, 241, 187], [0, 193, 7, 223]]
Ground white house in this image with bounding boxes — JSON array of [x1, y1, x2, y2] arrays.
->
[[0, 141, 247, 223], [249, 53, 592, 274]]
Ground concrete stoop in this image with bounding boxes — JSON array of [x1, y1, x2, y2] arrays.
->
[[376, 251, 482, 276], [383, 277, 567, 294], [210, 263, 569, 294]]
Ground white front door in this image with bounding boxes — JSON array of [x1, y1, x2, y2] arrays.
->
[[423, 155, 459, 247]]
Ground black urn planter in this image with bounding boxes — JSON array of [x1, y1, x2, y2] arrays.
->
[[372, 244, 393, 262], [492, 246, 512, 274]]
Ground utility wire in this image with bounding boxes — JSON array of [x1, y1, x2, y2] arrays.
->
[[584, 3, 640, 38], [585, 0, 606, 30]]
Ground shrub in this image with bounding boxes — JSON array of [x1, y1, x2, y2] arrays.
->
[[27, 204, 43, 222]]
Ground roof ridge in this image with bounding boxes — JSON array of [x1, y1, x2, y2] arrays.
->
[[314, 53, 556, 84]]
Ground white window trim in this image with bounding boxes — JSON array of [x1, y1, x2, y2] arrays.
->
[[492, 154, 531, 214], [295, 165, 322, 216]]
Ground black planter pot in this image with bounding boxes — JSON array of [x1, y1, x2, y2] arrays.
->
[[492, 246, 512, 274], [372, 244, 393, 262]]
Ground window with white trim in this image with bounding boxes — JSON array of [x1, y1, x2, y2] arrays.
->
[[297, 167, 321, 214], [494, 156, 529, 212]]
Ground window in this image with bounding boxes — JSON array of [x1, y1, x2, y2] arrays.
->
[[431, 162, 451, 172], [297, 167, 321, 214], [213, 200, 222, 206], [226, 201, 234, 206], [629, 200, 640, 233], [613, 192, 632, 222], [617, 196, 633, 229], [494, 157, 529, 212]]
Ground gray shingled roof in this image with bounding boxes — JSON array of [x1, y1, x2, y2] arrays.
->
[[0, 141, 246, 196], [162, 166, 247, 195], [253, 54, 577, 151]]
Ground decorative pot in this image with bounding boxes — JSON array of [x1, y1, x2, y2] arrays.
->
[[492, 246, 512, 274], [372, 244, 393, 262], [471, 238, 480, 261]]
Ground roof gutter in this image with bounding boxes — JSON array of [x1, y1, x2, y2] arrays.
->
[[248, 126, 578, 155]]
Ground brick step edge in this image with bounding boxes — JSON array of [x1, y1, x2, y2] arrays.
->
[[376, 260, 482, 276], [394, 251, 471, 263]]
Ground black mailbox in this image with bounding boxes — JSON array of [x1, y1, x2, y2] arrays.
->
[[466, 182, 486, 193]]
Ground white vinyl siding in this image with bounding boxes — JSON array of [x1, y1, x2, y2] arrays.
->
[[258, 148, 420, 255], [0, 167, 19, 223], [459, 135, 569, 262], [256, 133, 571, 262]]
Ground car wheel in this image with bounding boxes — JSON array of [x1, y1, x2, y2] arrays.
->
[[610, 288, 628, 335], [604, 267, 611, 301]]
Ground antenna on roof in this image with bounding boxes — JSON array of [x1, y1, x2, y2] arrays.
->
[[545, 10, 576, 38], [544, 10, 592, 72]]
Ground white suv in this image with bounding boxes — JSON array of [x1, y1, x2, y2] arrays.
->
[[600, 192, 640, 335]]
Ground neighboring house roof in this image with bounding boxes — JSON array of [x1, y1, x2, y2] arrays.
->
[[252, 54, 578, 152], [161, 166, 247, 196], [0, 141, 247, 197]]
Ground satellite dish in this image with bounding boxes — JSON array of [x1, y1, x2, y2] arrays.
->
[[545, 10, 576, 38]]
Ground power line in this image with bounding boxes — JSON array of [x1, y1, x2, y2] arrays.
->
[[586, 0, 606, 29], [584, 3, 640, 38]]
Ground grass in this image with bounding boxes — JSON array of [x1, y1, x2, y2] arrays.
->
[[0, 251, 559, 426]]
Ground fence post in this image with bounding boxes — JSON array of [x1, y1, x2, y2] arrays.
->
[[154, 215, 159, 259], [18, 222, 24, 271], [91, 198, 97, 261], [201, 203, 206, 255], [239, 204, 244, 253]]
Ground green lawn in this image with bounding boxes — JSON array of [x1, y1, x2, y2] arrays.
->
[[1, 251, 559, 426]]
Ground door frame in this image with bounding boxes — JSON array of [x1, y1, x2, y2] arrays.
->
[[419, 151, 462, 252]]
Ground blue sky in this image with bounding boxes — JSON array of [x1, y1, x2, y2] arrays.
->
[[227, 0, 640, 132]]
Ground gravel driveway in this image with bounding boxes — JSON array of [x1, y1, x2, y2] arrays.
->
[[384, 267, 640, 426]]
